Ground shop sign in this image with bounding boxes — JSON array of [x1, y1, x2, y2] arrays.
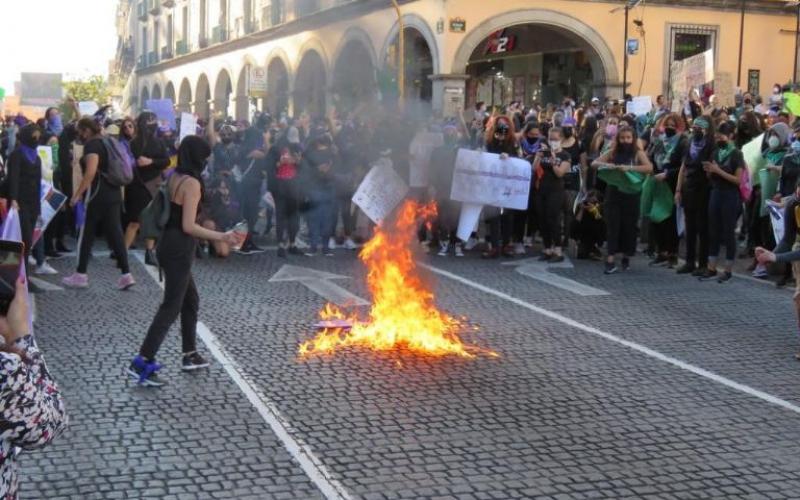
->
[[249, 66, 268, 98], [449, 18, 467, 33], [484, 29, 516, 55]]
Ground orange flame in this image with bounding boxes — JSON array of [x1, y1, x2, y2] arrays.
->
[[298, 200, 496, 359]]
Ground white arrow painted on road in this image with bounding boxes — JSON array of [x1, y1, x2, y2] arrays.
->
[[269, 265, 370, 307], [503, 257, 610, 296]]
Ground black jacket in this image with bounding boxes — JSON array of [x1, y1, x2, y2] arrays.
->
[[130, 134, 170, 183], [7, 149, 42, 214]]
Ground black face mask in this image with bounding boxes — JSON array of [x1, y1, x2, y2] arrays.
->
[[664, 127, 677, 138], [147, 123, 158, 135], [716, 140, 729, 149], [692, 130, 705, 142], [563, 128, 573, 138], [527, 135, 539, 143], [744, 99, 752, 106], [618, 143, 634, 154]]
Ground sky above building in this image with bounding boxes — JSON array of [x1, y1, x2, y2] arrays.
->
[[0, 0, 118, 95]]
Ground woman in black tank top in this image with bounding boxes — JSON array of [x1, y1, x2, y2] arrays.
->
[[128, 136, 239, 387]]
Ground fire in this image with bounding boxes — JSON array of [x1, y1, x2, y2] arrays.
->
[[299, 200, 496, 359]]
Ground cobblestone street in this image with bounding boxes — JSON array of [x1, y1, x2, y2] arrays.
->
[[18, 245, 800, 499]]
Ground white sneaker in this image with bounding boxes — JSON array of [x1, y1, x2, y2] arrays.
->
[[464, 237, 478, 251], [455, 245, 464, 257], [343, 238, 357, 250], [523, 236, 533, 248], [27, 256, 36, 267], [513, 243, 526, 255], [328, 237, 338, 249], [34, 262, 59, 275], [294, 237, 309, 249], [437, 242, 450, 256]]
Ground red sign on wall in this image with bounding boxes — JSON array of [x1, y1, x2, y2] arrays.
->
[[484, 29, 517, 55]]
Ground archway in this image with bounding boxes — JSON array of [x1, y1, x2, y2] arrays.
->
[[381, 27, 434, 112], [140, 86, 150, 111], [333, 37, 377, 111], [294, 49, 326, 117], [195, 74, 211, 119], [178, 78, 192, 113], [235, 64, 252, 122], [452, 9, 620, 103], [164, 81, 176, 104], [151, 83, 162, 100], [266, 57, 290, 116], [213, 69, 233, 118]]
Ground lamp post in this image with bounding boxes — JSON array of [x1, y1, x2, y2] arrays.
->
[[391, 0, 405, 108], [615, 0, 642, 98]]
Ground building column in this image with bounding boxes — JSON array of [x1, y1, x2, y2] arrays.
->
[[429, 74, 469, 118]]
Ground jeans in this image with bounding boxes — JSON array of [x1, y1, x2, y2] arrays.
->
[[307, 191, 335, 251], [239, 180, 262, 234]]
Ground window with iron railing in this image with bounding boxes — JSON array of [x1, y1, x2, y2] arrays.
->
[[261, 1, 284, 28], [295, 0, 319, 17]]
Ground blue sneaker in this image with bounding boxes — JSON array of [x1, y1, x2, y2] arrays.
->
[[127, 355, 166, 387]]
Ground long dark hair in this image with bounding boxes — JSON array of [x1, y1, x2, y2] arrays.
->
[[131, 111, 157, 151], [175, 135, 211, 200]]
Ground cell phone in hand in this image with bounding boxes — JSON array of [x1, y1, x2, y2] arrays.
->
[[0, 241, 24, 315]]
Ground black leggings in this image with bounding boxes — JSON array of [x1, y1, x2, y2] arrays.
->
[[708, 188, 740, 264], [536, 188, 565, 248], [652, 214, 679, 256], [272, 179, 299, 245], [239, 181, 261, 234], [682, 188, 710, 268], [604, 186, 640, 256], [77, 198, 129, 274], [139, 228, 198, 360]]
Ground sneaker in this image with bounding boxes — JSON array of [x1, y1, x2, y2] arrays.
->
[[649, 254, 669, 267], [323, 249, 335, 257], [287, 246, 303, 256], [328, 237, 338, 250], [502, 245, 516, 258], [117, 273, 136, 290], [277, 246, 287, 258], [523, 236, 533, 248], [304, 247, 318, 257], [181, 352, 210, 371], [604, 262, 618, 275], [698, 269, 718, 281], [752, 264, 768, 279], [717, 271, 733, 283], [27, 256, 36, 267], [294, 236, 309, 249], [144, 249, 158, 267], [343, 238, 357, 250], [62, 273, 89, 288], [621, 257, 630, 271], [128, 355, 166, 387], [34, 262, 58, 275], [675, 264, 695, 275], [454, 244, 464, 257], [513, 243, 526, 255], [437, 242, 450, 256], [464, 237, 479, 251]]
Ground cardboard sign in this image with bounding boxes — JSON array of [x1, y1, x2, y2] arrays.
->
[[33, 181, 67, 246], [714, 72, 735, 108], [249, 66, 268, 98], [456, 203, 482, 242], [352, 162, 409, 224], [179, 112, 197, 143], [408, 132, 444, 188], [78, 101, 99, 117], [449, 149, 531, 210], [36, 146, 53, 181], [627, 96, 652, 116], [670, 49, 714, 100], [145, 98, 177, 130]]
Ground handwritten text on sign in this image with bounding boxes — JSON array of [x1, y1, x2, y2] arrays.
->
[[450, 149, 531, 210]]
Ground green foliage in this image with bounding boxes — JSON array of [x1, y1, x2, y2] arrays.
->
[[59, 76, 110, 121]]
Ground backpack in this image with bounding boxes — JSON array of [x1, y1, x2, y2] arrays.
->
[[100, 137, 134, 187], [139, 182, 171, 241]]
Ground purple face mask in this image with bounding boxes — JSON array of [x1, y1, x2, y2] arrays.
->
[[605, 124, 618, 137]]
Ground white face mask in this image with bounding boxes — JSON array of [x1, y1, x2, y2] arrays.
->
[[768, 136, 781, 150], [549, 140, 561, 151]]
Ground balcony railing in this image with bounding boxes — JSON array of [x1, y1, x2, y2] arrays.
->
[[137, 1, 148, 21], [148, 51, 158, 65], [261, 3, 285, 28], [137, 54, 147, 69], [211, 26, 228, 44], [176, 39, 189, 56], [161, 46, 173, 60]]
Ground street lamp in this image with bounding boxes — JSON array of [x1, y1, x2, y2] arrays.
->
[[611, 0, 642, 98], [391, 0, 405, 108]]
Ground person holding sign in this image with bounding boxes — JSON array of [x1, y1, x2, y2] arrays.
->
[[592, 125, 653, 274], [481, 116, 519, 259], [533, 127, 571, 263]]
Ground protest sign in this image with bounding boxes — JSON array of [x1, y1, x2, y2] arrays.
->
[[249, 66, 268, 98], [714, 72, 735, 108], [742, 133, 766, 183], [352, 164, 409, 224], [450, 149, 531, 210], [78, 101, 99, 117], [145, 99, 177, 130], [627, 96, 652, 116], [408, 132, 444, 187], [36, 146, 53, 182], [456, 203, 482, 242], [32, 180, 67, 246], [179, 112, 197, 143], [766, 200, 785, 245], [670, 49, 713, 102]]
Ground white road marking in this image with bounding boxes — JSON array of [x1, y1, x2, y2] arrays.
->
[[134, 252, 353, 500], [422, 262, 800, 417], [269, 264, 369, 306], [503, 257, 610, 296]]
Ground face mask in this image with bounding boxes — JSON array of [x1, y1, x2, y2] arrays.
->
[[618, 142, 634, 153], [716, 139, 729, 149], [768, 136, 781, 150], [549, 140, 561, 151], [692, 130, 705, 141], [147, 123, 158, 134], [744, 99, 752, 106], [221, 137, 233, 145], [664, 127, 677, 138], [563, 128, 573, 138], [48, 115, 63, 135], [792, 140, 800, 154], [605, 124, 618, 137], [527, 135, 539, 143]]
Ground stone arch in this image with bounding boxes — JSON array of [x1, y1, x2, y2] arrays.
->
[[213, 68, 233, 117], [266, 54, 290, 116], [140, 86, 150, 111], [294, 48, 327, 116], [380, 13, 440, 75], [332, 30, 378, 110], [151, 83, 162, 100], [164, 81, 176, 104], [451, 9, 620, 96], [380, 21, 436, 110], [195, 73, 211, 119], [178, 78, 193, 113], [235, 64, 251, 121]]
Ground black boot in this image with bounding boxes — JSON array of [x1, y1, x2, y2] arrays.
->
[[145, 249, 158, 267]]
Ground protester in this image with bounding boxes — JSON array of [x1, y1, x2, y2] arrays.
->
[[201, 177, 239, 258], [302, 134, 337, 256], [429, 124, 463, 257], [482, 116, 518, 259], [236, 119, 270, 255], [269, 138, 304, 258], [129, 136, 239, 386], [63, 117, 134, 290], [0, 276, 68, 497], [533, 127, 571, 262]]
